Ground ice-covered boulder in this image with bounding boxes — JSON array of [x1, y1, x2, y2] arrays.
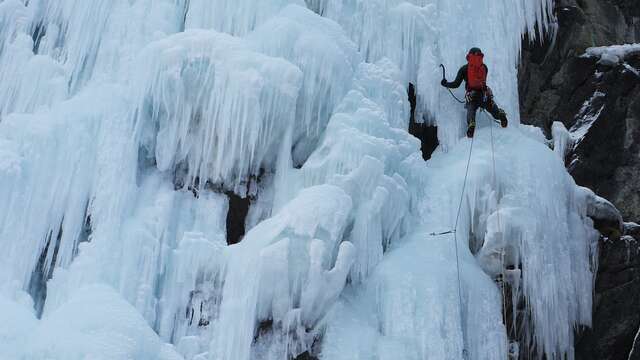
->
[[578, 186, 624, 235], [133, 30, 302, 195], [246, 5, 361, 163]]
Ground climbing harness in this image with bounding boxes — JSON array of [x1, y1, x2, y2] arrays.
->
[[440, 64, 466, 104]]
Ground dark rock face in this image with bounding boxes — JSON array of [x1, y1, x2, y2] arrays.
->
[[576, 227, 640, 360], [226, 191, 250, 245], [519, 1, 640, 221], [519, 0, 640, 217], [518, 1, 640, 359], [520, 0, 639, 132], [568, 56, 640, 221], [408, 83, 439, 160]]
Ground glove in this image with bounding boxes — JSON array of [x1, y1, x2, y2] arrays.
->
[[440, 79, 447, 87]]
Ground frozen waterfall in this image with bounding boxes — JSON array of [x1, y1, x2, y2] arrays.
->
[[0, 1, 601, 360]]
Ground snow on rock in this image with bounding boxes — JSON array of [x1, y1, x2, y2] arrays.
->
[[569, 91, 607, 148], [626, 222, 640, 235], [585, 44, 640, 64], [578, 186, 624, 231], [133, 30, 302, 195]]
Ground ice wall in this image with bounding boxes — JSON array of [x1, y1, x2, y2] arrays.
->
[[0, 1, 601, 360], [208, 57, 417, 360], [306, 0, 555, 149], [185, 0, 303, 36]]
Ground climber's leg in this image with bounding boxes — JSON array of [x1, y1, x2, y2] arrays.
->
[[484, 91, 508, 128], [466, 91, 480, 138]]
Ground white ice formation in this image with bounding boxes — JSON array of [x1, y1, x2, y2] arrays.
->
[[0, 1, 603, 360]]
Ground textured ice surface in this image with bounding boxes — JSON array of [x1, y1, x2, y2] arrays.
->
[[246, 5, 361, 163], [321, 122, 598, 359], [0, 1, 600, 360], [0, 285, 182, 360], [133, 29, 302, 194], [185, 0, 304, 36]]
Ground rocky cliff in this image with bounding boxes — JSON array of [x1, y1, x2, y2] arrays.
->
[[519, 0, 640, 358]]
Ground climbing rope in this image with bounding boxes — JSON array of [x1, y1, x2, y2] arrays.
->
[[429, 133, 473, 359], [488, 111, 512, 358], [430, 75, 511, 357], [447, 88, 466, 104], [429, 111, 512, 358], [454, 133, 474, 360], [428, 72, 475, 358]]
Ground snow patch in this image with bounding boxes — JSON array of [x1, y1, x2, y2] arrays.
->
[[585, 43, 640, 63]]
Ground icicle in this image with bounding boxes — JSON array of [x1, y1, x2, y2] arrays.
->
[[246, 4, 360, 164], [132, 30, 302, 195], [184, 0, 304, 36]]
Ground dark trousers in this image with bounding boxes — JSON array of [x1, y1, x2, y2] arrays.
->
[[465, 89, 506, 125]]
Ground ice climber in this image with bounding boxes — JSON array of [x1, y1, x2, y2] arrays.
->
[[440, 47, 508, 138]]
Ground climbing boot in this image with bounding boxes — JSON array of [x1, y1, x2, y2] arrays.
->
[[498, 110, 508, 128], [466, 121, 476, 138]]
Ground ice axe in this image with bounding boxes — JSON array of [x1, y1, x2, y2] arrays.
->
[[439, 64, 465, 104]]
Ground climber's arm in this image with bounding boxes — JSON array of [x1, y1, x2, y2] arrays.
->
[[442, 65, 467, 89]]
